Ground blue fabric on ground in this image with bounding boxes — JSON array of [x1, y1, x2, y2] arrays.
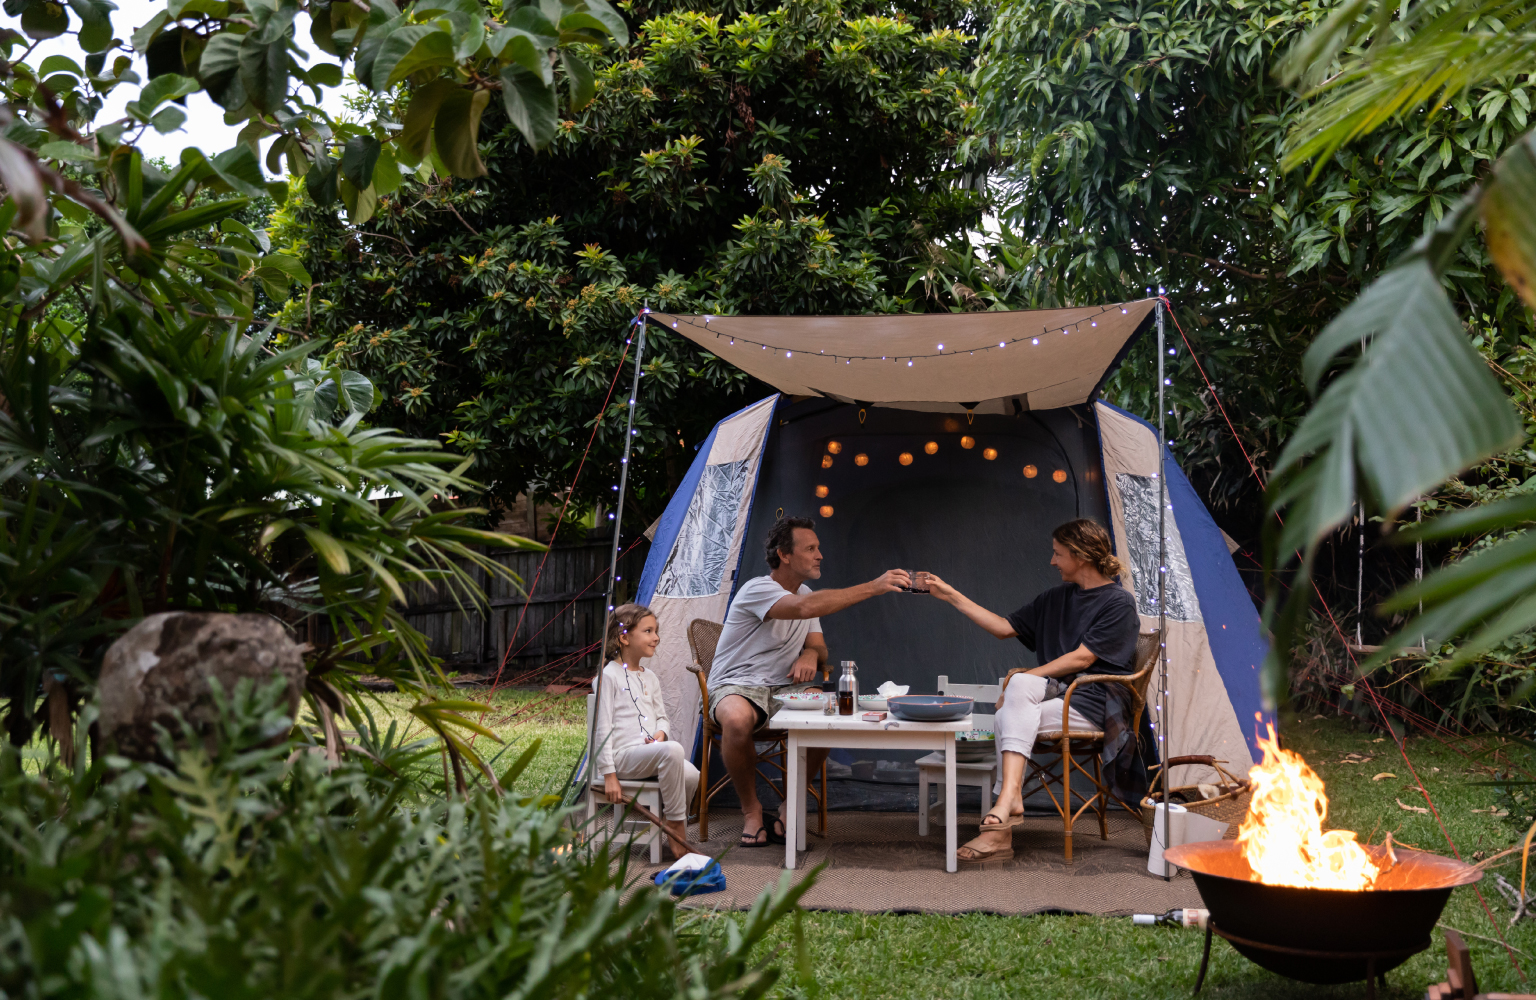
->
[[654, 860, 726, 896]]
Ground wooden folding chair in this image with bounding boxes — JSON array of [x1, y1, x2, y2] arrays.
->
[[1017, 629, 1162, 862], [685, 618, 827, 842]]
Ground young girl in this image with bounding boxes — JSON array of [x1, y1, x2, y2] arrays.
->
[[593, 604, 699, 860]]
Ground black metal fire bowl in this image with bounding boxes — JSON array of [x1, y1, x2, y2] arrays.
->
[[1165, 840, 1482, 986]]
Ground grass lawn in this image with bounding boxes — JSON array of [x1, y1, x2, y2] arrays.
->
[[452, 691, 1536, 999]]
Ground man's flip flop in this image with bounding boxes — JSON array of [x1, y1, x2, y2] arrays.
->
[[766, 814, 787, 845], [979, 810, 1023, 830], [740, 825, 770, 847], [958, 844, 1015, 867]]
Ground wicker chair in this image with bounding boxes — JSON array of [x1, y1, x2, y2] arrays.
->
[[686, 618, 827, 842], [1017, 628, 1162, 862]]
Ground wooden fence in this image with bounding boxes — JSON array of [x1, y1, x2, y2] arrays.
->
[[396, 538, 651, 681]]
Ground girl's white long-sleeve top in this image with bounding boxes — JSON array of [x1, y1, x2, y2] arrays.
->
[[593, 660, 673, 777]]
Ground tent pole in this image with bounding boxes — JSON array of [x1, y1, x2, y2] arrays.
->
[[604, 309, 647, 632], [583, 310, 646, 791], [1156, 295, 1171, 880]]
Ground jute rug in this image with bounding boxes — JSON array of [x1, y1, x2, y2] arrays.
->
[[626, 810, 1206, 916]]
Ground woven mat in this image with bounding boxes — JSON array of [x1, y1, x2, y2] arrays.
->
[[629, 810, 1206, 916]]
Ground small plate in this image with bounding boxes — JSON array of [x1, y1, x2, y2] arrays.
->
[[773, 691, 829, 711], [857, 695, 888, 712]]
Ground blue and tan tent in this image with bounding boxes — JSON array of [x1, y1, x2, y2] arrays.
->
[[633, 301, 1268, 789]]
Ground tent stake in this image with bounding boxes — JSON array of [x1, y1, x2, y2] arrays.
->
[[1157, 295, 1171, 881]]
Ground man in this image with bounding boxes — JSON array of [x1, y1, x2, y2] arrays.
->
[[710, 516, 909, 847], [922, 518, 1140, 865]]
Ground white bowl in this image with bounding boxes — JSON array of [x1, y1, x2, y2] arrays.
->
[[772, 691, 829, 711], [857, 695, 888, 711]]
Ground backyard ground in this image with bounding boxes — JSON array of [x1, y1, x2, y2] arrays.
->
[[246, 687, 1536, 998]]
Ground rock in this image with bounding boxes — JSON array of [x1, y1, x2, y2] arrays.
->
[[98, 612, 305, 760]]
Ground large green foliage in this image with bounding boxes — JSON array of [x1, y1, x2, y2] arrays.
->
[[0, 0, 623, 761], [1258, 0, 1536, 709], [280, 0, 988, 521], [956, 0, 1534, 515], [0, 681, 809, 998]]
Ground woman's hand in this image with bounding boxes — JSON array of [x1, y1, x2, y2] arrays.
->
[[922, 571, 958, 602], [651, 730, 668, 743], [604, 773, 623, 803]]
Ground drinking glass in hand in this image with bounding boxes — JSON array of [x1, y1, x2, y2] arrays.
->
[[904, 571, 929, 593]]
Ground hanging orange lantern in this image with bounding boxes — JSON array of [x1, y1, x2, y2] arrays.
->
[[854, 453, 869, 466], [1052, 469, 1068, 483], [924, 441, 939, 455], [943, 417, 961, 433], [1023, 464, 1038, 478], [898, 452, 914, 466], [982, 448, 998, 461], [827, 440, 843, 454], [821, 454, 834, 469], [815, 485, 829, 498], [819, 505, 834, 518], [960, 436, 975, 449]]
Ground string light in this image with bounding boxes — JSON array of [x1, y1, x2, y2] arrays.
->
[[643, 303, 1132, 364]]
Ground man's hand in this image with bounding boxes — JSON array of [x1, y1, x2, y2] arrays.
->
[[604, 772, 623, 803], [789, 649, 819, 683], [870, 569, 911, 594]]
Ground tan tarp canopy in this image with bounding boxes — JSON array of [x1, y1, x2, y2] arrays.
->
[[654, 298, 1157, 414]]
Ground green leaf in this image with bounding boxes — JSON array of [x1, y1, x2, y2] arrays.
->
[[560, 50, 594, 112], [1483, 132, 1536, 312], [149, 105, 186, 133], [337, 175, 379, 224], [238, 28, 290, 113], [198, 31, 247, 110], [433, 85, 489, 178], [370, 24, 456, 91], [301, 524, 351, 573], [370, 146, 402, 196], [308, 61, 343, 87], [500, 65, 556, 151], [209, 145, 267, 197], [37, 140, 95, 163], [130, 8, 168, 51], [394, 77, 455, 168], [340, 134, 380, 190], [337, 369, 375, 412], [490, 26, 550, 81], [305, 155, 338, 207], [136, 72, 200, 112], [575, 0, 626, 45], [21, 0, 69, 40], [64, 0, 113, 52]]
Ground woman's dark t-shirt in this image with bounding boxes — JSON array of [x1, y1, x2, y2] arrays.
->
[[1005, 582, 1140, 728]]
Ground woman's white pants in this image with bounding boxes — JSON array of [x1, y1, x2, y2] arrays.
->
[[993, 672, 1095, 794]]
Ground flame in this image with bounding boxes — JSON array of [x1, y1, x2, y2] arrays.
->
[[1236, 724, 1381, 891]]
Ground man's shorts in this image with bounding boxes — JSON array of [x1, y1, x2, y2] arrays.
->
[[709, 681, 821, 727]]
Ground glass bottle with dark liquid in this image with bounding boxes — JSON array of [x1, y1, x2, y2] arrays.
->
[[837, 661, 857, 716]]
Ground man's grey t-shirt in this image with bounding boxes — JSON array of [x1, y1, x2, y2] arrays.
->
[[709, 575, 823, 688]]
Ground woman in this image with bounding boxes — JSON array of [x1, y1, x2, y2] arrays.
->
[[923, 519, 1140, 865]]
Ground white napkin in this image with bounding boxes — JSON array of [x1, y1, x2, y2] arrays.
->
[[876, 681, 909, 699], [663, 852, 715, 874]]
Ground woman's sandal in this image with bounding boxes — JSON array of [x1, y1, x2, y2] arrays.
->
[[979, 809, 1023, 830], [740, 824, 770, 847], [957, 843, 1015, 867]]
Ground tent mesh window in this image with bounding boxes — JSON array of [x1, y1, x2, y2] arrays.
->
[[1116, 472, 1202, 623], [655, 459, 752, 598]]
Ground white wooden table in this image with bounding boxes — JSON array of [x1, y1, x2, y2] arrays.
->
[[771, 708, 976, 873]]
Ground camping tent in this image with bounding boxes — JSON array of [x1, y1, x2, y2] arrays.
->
[[633, 299, 1269, 791]]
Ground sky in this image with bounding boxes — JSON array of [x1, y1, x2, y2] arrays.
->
[[14, 0, 358, 165]]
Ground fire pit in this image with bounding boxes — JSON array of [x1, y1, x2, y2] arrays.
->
[[1162, 724, 1482, 998], [1166, 839, 1481, 992]]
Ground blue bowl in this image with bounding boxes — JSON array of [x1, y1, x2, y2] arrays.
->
[[887, 695, 973, 722]]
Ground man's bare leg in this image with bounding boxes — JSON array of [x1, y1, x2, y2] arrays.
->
[[772, 747, 829, 837], [716, 695, 770, 843], [959, 750, 1026, 858]]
